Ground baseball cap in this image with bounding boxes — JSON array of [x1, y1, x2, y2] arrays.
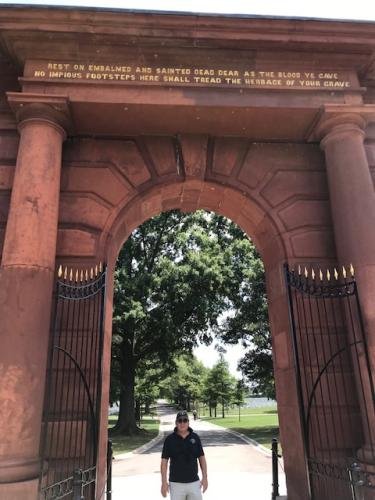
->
[[176, 410, 189, 420]]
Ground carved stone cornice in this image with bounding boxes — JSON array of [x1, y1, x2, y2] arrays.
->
[[307, 104, 375, 147], [6, 92, 72, 138], [1, 6, 375, 60]]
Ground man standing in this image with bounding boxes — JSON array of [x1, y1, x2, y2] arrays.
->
[[161, 410, 208, 499]]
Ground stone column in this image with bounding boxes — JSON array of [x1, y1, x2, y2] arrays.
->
[[316, 107, 375, 463], [0, 94, 69, 499]]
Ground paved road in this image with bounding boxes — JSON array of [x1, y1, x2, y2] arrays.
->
[[112, 404, 286, 499]]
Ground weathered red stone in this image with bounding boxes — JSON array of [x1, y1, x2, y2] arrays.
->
[[0, 6, 375, 500]]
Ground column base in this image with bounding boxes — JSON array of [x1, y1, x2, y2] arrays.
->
[[0, 456, 40, 483], [0, 477, 39, 500]]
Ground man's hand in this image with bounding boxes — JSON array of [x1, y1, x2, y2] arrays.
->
[[201, 477, 208, 493], [161, 481, 169, 497]]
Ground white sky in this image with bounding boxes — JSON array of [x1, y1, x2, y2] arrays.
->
[[193, 342, 245, 378], [0, 0, 374, 21]]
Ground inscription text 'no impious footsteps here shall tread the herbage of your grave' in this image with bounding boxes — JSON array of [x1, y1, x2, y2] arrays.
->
[[28, 62, 355, 90]]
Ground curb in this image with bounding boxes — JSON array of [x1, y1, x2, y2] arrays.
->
[[113, 415, 274, 460], [224, 428, 272, 457], [114, 423, 165, 460], [199, 419, 272, 457]]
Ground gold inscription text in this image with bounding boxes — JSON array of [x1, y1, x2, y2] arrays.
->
[[30, 62, 353, 91]]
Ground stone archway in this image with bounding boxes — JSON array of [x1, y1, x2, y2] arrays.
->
[[97, 175, 308, 500], [1, 6, 375, 500], [62, 132, 332, 500]]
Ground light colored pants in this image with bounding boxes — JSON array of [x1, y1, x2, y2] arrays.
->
[[169, 480, 202, 500]]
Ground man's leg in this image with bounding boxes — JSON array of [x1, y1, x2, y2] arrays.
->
[[186, 480, 202, 500], [169, 482, 188, 500]]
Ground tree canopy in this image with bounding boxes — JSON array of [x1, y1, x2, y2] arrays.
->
[[110, 209, 274, 435]]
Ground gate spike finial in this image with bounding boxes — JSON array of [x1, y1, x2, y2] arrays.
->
[[63, 266, 68, 280], [334, 268, 339, 280], [327, 269, 331, 281], [342, 266, 347, 279], [80, 269, 84, 282], [350, 263, 355, 277], [311, 268, 316, 280], [58, 265, 63, 278], [99, 261, 103, 273], [75, 269, 79, 282], [319, 269, 323, 281], [95, 265, 98, 276], [69, 268, 73, 282], [298, 265, 302, 275], [304, 266, 308, 278], [85, 269, 89, 281], [90, 267, 94, 279]]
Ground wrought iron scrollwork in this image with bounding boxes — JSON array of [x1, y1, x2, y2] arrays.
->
[[40, 475, 73, 500], [285, 265, 356, 298]]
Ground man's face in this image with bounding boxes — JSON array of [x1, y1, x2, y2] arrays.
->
[[176, 416, 189, 428]]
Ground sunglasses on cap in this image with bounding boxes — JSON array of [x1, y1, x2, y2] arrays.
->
[[177, 417, 188, 423]]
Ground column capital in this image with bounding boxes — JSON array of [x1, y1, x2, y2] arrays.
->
[[6, 92, 72, 139], [308, 104, 375, 148]]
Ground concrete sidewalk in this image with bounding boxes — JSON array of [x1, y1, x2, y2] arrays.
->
[[112, 405, 286, 499]]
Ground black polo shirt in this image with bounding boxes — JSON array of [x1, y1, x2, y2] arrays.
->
[[161, 427, 204, 483]]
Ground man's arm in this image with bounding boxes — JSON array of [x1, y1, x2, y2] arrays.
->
[[160, 458, 169, 498], [198, 455, 208, 492]]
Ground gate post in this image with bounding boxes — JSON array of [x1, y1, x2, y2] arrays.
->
[[271, 438, 280, 500], [0, 94, 69, 498], [312, 106, 375, 461], [73, 469, 84, 500]]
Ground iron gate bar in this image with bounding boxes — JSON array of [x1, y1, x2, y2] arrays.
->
[[320, 281, 352, 467], [53, 347, 98, 460], [346, 286, 375, 459], [305, 279, 333, 462], [62, 294, 78, 481], [284, 265, 312, 497], [39, 264, 106, 499], [305, 340, 363, 445], [315, 280, 343, 461], [353, 284, 375, 409], [68, 287, 81, 479], [284, 264, 375, 500]]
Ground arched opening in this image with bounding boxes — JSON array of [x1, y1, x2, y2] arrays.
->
[[106, 206, 285, 497], [95, 179, 309, 499]]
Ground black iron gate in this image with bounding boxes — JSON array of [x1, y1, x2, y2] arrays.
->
[[285, 264, 375, 500], [39, 264, 106, 500]]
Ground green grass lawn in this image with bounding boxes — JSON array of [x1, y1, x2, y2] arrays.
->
[[108, 414, 160, 456], [201, 406, 280, 452]]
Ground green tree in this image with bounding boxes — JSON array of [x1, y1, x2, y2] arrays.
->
[[213, 221, 274, 399], [111, 210, 274, 435], [161, 354, 207, 411], [203, 355, 236, 418], [111, 210, 231, 434], [134, 360, 165, 422], [232, 379, 247, 421]]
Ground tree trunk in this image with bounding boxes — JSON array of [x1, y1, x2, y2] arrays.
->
[[113, 342, 140, 435], [145, 400, 151, 414], [135, 398, 141, 423]]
